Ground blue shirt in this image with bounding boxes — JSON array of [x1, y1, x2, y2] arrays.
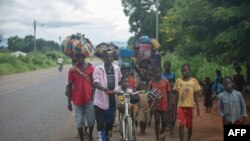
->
[[161, 72, 175, 85], [212, 83, 225, 96], [218, 90, 248, 123]]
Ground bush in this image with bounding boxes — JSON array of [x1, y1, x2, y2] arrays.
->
[[162, 53, 238, 82], [0, 63, 16, 75], [0, 52, 58, 76]]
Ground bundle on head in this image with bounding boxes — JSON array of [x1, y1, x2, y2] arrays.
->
[[94, 42, 119, 60], [63, 33, 94, 58]]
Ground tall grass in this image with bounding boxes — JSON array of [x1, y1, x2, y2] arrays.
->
[[0, 52, 59, 76], [162, 53, 238, 81]]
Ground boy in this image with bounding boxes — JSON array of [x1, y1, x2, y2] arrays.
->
[[113, 76, 135, 140], [173, 64, 201, 141], [218, 76, 247, 125], [135, 81, 150, 135], [161, 60, 177, 136]]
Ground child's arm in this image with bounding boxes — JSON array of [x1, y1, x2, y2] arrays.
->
[[238, 93, 248, 124], [218, 95, 225, 118], [194, 90, 201, 116]]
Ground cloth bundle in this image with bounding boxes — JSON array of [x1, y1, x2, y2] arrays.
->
[[63, 33, 94, 58], [94, 42, 119, 60]]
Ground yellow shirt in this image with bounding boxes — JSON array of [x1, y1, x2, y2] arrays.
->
[[173, 77, 201, 107]]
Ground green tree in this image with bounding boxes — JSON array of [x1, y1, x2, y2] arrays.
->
[[8, 36, 25, 51], [24, 35, 35, 52]]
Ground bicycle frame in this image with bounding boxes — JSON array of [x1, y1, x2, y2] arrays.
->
[[117, 91, 141, 141]]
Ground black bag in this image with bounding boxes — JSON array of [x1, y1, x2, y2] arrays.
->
[[130, 94, 140, 104]]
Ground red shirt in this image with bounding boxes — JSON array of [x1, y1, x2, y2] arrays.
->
[[68, 63, 94, 106], [149, 79, 170, 111]]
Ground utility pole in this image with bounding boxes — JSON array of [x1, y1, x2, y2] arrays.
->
[[34, 20, 36, 53], [59, 36, 62, 54], [155, 0, 159, 40]]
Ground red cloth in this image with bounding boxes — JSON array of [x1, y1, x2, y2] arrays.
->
[[177, 107, 193, 128], [129, 77, 136, 88], [68, 63, 94, 106], [150, 79, 171, 111]]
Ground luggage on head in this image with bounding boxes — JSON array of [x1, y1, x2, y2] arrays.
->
[[63, 33, 94, 58], [94, 42, 119, 60], [134, 35, 153, 61], [118, 48, 134, 68], [138, 43, 152, 60], [151, 38, 161, 49]]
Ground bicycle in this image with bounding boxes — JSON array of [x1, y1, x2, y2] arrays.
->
[[115, 91, 141, 141]]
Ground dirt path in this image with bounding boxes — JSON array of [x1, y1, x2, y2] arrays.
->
[[191, 94, 250, 141]]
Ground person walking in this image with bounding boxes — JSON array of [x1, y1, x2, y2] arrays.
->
[[218, 76, 248, 125], [66, 53, 95, 141], [93, 47, 122, 141], [149, 67, 171, 141], [161, 60, 177, 136], [233, 66, 245, 94], [202, 77, 214, 113], [173, 64, 201, 141]]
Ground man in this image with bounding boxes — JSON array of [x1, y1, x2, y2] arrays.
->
[[57, 57, 64, 71], [66, 53, 95, 141], [93, 46, 122, 141]]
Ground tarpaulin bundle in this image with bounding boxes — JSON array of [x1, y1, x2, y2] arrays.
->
[[94, 42, 119, 60], [63, 33, 94, 58]]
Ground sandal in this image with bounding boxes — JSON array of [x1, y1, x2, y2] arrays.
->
[[108, 130, 113, 137]]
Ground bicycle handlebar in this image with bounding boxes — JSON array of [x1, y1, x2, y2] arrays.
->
[[114, 90, 143, 96]]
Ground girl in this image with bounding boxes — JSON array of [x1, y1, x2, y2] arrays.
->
[[149, 67, 171, 141]]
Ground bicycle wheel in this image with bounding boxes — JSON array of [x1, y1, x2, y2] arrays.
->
[[124, 117, 133, 141]]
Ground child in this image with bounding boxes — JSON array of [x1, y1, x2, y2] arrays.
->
[[233, 66, 245, 94], [135, 81, 150, 135], [218, 76, 248, 125], [173, 64, 201, 141], [213, 69, 224, 100], [113, 76, 136, 140], [121, 67, 137, 88], [161, 60, 175, 85], [149, 67, 171, 141], [202, 77, 214, 113], [161, 60, 177, 136], [212, 78, 224, 102], [129, 70, 137, 89]]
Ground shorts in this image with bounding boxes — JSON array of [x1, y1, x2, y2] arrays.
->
[[73, 101, 95, 128], [137, 111, 150, 123], [177, 107, 193, 128]]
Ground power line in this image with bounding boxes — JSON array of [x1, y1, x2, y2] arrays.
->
[[56, 25, 119, 30], [38, 27, 58, 39]]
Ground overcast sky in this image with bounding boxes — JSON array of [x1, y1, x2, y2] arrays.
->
[[0, 0, 133, 44]]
